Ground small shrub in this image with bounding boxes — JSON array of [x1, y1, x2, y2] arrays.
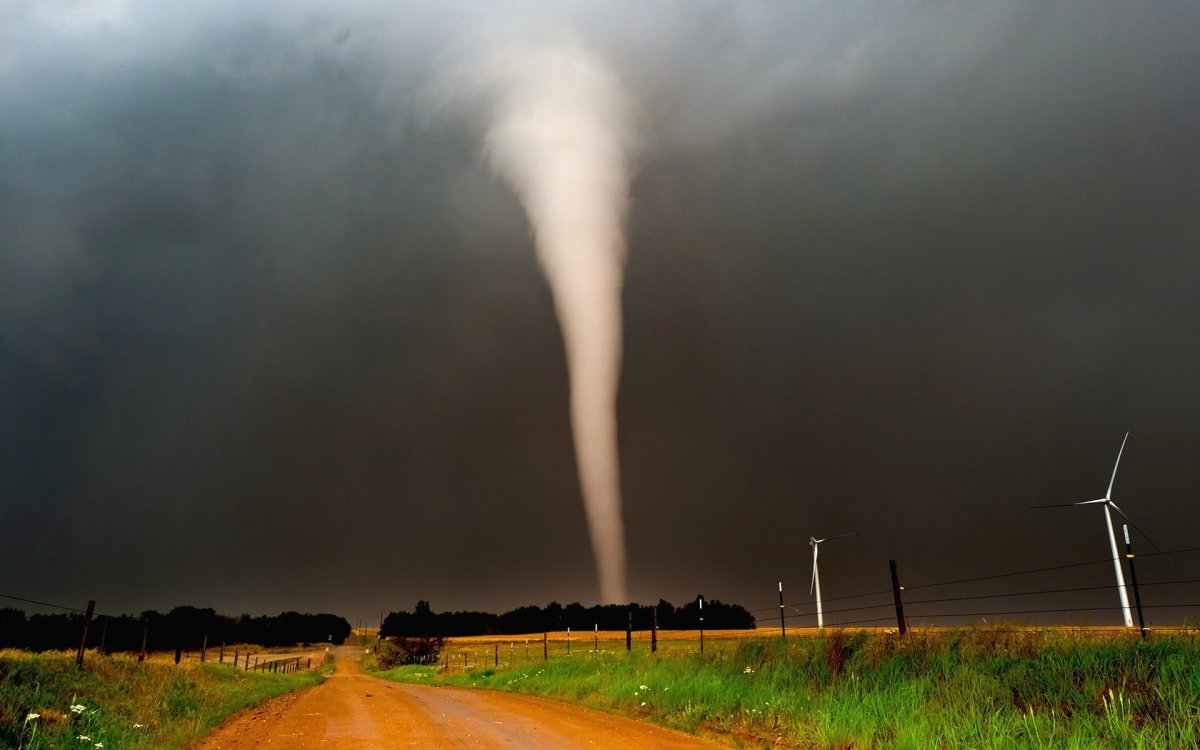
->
[[377, 636, 444, 668], [825, 631, 851, 677]]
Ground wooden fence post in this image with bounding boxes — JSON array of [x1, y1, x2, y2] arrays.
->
[[76, 600, 95, 669], [139, 617, 148, 662], [200, 633, 208, 663], [651, 608, 658, 654], [779, 582, 786, 640], [889, 559, 907, 635]]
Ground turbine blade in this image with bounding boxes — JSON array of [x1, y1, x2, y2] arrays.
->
[[1106, 431, 1130, 500], [809, 564, 817, 595], [1030, 503, 1082, 508], [1107, 501, 1160, 552], [827, 532, 859, 542]]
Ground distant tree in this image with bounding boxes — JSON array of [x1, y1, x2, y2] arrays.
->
[[0, 608, 26, 648]]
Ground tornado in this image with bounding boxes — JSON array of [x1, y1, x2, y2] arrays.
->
[[480, 42, 634, 604]]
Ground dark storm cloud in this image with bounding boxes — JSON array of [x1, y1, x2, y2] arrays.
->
[[2, 1, 1199, 625]]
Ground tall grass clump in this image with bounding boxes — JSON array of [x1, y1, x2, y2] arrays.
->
[[0, 650, 323, 749], [371, 628, 1200, 748]]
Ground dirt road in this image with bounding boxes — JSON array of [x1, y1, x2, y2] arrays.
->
[[192, 647, 728, 749]]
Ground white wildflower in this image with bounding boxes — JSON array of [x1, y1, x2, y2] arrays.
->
[[78, 736, 91, 742], [639, 684, 649, 690], [743, 666, 755, 674], [24, 713, 39, 722], [640, 701, 647, 707], [132, 723, 145, 728], [95, 744, 103, 748], [70, 704, 87, 714]]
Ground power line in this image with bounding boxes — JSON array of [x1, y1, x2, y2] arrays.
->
[[903, 603, 1200, 619], [905, 557, 1114, 592], [0, 592, 86, 613], [1141, 545, 1200, 560]]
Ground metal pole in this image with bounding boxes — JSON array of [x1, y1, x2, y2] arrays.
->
[[626, 608, 632, 652], [889, 559, 907, 635], [698, 596, 704, 654], [1123, 525, 1148, 640], [1103, 505, 1135, 627]]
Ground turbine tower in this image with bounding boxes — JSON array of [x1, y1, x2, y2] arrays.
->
[[809, 532, 857, 630], [1033, 432, 1154, 628]]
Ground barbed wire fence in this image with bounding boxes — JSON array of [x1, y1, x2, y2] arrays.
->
[[750, 545, 1200, 633], [6, 545, 1200, 673], [0, 592, 318, 673]]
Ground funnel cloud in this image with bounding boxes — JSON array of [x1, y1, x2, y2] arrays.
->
[[476, 41, 635, 603], [2, 1, 1199, 621]]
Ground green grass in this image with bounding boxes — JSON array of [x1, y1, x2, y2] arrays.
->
[[370, 628, 1200, 749], [1, 650, 324, 749]]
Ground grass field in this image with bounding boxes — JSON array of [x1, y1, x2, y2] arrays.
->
[[1, 649, 325, 749], [370, 627, 1200, 749]]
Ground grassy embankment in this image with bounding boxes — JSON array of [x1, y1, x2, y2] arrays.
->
[[1, 649, 325, 749], [370, 628, 1200, 749]]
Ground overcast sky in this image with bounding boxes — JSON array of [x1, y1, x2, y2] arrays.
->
[[3, 1, 1199, 627]]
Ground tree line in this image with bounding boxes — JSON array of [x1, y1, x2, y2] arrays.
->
[[0, 606, 352, 652], [381, 598, 755, 638]]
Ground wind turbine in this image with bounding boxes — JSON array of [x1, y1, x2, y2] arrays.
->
[[1032, 432, 1155, 628], [810, 532, 858, 630]]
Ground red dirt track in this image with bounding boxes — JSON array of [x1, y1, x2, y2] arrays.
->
[[191, 646, 728, 749]]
